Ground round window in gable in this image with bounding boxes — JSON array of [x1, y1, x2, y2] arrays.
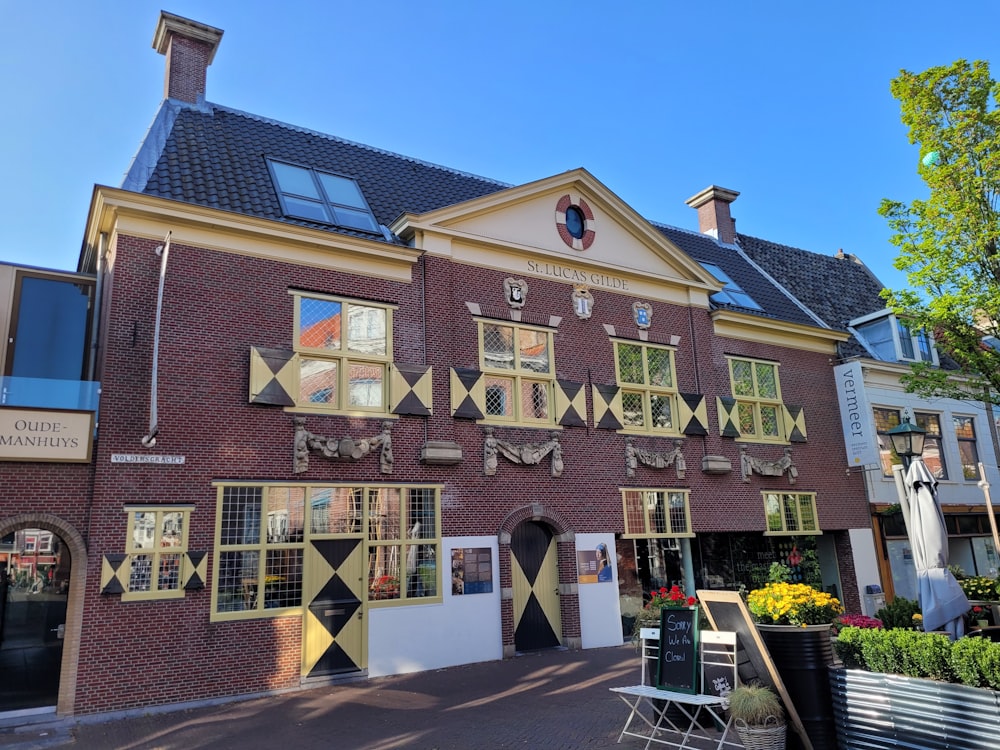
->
[[555, 195, 596, 250], [565, 206, 585, 239]]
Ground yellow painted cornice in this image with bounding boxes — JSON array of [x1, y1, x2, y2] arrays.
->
[[711, 309, 848, 354], [83, 187, 422, 282]]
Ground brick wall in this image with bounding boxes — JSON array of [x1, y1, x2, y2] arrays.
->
[[7, 230, 870, 713]]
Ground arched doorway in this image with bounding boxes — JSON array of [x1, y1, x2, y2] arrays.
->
[[0, 515, 86, 716], [510, 520, 562, 652]]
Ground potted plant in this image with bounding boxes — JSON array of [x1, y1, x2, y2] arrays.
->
[[746, 582, 842, 749], [969, 605, 990, 629], [632, 584, 698, 641], [727, 682, 786, 750], [959, 576, 998, 602]]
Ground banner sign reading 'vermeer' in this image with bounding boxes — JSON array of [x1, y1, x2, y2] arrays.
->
[[0, 407, 93, 463], [833, 362, 879, 468]]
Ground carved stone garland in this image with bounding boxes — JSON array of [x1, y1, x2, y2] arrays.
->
[[294, 416, 394, 474], [483, 426, 563, 477], [740, 445, 797, 484], [625, 437, 686, 479]]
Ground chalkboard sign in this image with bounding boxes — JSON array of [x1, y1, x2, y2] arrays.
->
[[700, 630, 737, 698], [655, 606, 699, 693]]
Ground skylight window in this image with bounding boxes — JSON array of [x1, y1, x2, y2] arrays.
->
[[699, 262, 762, 310], [267, 160, 379, 233]]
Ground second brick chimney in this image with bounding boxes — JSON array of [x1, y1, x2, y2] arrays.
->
[[152, 12, 224, 105], [685, 186, 740, 245]]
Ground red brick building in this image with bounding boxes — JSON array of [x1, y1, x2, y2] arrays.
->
[[0, 12, 869, 717]]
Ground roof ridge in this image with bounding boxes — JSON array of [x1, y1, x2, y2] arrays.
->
[[121, 99, 185, 192], [206, 102, 514, 189]]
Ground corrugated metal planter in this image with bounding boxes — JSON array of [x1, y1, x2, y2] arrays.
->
[[829, 667, 1000, 749]]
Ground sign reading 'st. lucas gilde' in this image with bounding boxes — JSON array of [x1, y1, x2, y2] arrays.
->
[[833, 362, 879, 468], [0, 407, 94, 463]]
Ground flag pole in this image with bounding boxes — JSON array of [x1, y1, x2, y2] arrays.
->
[[978, 463, 1000, 574]]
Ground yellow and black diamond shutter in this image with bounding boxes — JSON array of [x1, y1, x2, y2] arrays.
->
[[99, 553, 128, 595], [182, 551, 207, 590], [592, 384, 623, 430], [303, 538, 365, 678], [451, 368, 485, 420], [249, 346, 297, 406], [555, 379, 587, 427], [390, 363, 432, 416], [783, 404, 807, 443], [717, 396, 741, 438], [678, 393, 708, 435]]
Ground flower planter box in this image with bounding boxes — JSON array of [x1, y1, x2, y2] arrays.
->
[[829, 667, 1000, 750]]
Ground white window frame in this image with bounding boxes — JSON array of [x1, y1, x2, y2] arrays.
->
[[850, 310, 939, 365]]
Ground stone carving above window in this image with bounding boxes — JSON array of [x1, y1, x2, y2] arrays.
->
[[483, 426, 563, 477], [740, 445, 797, 484], [625, 437, 686, 479], [294, 416, 394, 474]]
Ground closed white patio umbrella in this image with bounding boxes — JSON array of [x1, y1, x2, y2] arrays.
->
[[902, 459, 970, 639]]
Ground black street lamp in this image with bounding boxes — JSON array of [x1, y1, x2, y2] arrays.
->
[[886, 418, 927, 470]]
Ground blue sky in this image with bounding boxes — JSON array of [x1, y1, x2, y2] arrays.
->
[[1, 1, 997, 295]]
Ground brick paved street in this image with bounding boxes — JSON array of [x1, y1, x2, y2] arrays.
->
[[0, 644, 743, 750]]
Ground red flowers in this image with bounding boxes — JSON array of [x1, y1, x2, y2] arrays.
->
[[647, 584, 697, 609]]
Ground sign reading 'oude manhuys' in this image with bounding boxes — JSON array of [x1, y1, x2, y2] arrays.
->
[[0, 407, 93, 463]]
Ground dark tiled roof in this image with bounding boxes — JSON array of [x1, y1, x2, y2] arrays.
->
[[737, 233, 887, 331], [133, 101, 827, 330], [655, 224, 821, 328], [140, 104, 510, 242], [737, 234, 901, 361]]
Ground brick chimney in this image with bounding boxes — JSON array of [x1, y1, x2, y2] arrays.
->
[[152, 12, 224, 105], [685, 186, 740, 245]]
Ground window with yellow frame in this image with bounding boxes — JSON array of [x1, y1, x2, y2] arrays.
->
[[367, 486, 439, 605], [764, 492, 819, 535], [291, 291, 394, 414], [728, 356, 784, 442], [211, 483, 441, 620], [614, 340, 679, 434], [123, 506, 191, 601], [621, 489, 693, 538], [478, 319, 555, 425]]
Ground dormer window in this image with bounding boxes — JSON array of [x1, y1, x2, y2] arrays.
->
[[698, 262, 762, 311], [267, 159, 379, 233], [851, 311, 938, 365]]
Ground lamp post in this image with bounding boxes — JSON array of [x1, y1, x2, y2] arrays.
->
[[888, 418, 927, 544], [886, 418, 927, 470]]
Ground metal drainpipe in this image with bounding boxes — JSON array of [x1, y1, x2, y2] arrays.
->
[[86, 232, 107, 383]]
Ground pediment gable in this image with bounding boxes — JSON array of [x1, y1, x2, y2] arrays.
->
[[391, 169, 720, 304]]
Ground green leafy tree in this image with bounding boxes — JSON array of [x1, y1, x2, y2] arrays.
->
[[880, 60, 1000, 404]]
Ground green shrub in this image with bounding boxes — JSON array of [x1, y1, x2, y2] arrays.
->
[[909, 632, 955, 682], [861, 627, 907, 674], [833, 626, 866, 669], [875, 596, 921, 630], [981, 643, 1000, 689], [838, 626, 998, 689], [952, 637, 989, 687]]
